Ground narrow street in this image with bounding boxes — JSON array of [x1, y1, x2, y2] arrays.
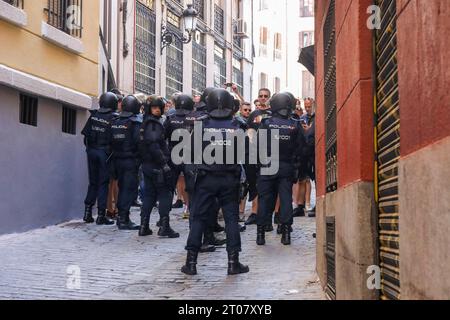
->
[[0, 206, 323, 300]]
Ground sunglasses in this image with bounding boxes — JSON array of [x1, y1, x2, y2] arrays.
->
[[243, 109, 251, 112], [259, 95, 269, 98]]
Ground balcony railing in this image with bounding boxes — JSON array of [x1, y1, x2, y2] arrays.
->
[[2, 0, 23, 8], [214, 5, 224, 35], [46, 0, 83, 38]]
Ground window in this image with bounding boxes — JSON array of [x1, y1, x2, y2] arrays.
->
[[166, 21, 184, 98], [46, 0, 83, 38], [135, 1, 156, 95], [299, 0, 314, 17], [300, 31, 314, 49], [214, 4, 224, 35], [259, 73, 268, 89], [193, 0, 205, 21], [2, 0, 23, 8], [259, 27, 268, 57], [19, 94, 38, 127], [62, 106, 77, 135], [274, 33, 282, 60], [192, 35, 207, 96], [302, 70, 315, 99], [259, 0, 268, 11], [232, 57, 243, 93], [102, 0, 112, 56], [274, 77, 281, 94], [214, 44, 226, 88]]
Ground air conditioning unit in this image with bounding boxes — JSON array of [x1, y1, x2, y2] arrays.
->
[[235, 19, 248, 38]]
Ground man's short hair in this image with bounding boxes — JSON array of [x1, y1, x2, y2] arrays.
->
[[242, 102, 251, 107], [258, 88, 272, 97]]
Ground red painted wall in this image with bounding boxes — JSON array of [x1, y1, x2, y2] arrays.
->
[[397, 0, 450, 157], [315, 0, 374, 196], [314, 0, 329, 197], [335, 0, 374, 187]]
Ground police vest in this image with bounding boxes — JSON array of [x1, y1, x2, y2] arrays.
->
[[196, 117, 244, 173], [111, 116, 139, 158], [139, 116, 169, 164], [260, 116, 301, 164], [83, 110, 114, 149]]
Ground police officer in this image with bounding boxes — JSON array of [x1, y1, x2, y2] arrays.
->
[[81, 92, 117, 225], [181, 88, 249, 276], [193, 87, 215, 116], [139, 97, 179, 238], [255, 92, 305, 246], [164, 94, 195, 218], [111, 95, 142, 230]]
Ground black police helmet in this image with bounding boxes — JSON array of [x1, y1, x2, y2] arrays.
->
[[280, 91, 297, 110], [99, 92, 118, 112], [175, 94, 195, 116], [201, 87, 215, 103], [121, 95, 142, 116], [144, 97, 165, 116], [206, 89, 235, 119], [270, 93, 294, 118]]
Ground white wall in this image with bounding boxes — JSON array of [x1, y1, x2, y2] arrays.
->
[[252, 0, 315, 101]]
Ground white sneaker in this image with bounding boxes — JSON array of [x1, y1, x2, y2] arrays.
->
[[305, 203, 312, 212]]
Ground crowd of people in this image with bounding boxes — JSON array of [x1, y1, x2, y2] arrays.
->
[[81, 84, 316, 275]]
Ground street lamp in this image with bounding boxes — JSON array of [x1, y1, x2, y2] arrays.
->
[[161, 4, 198, 54]]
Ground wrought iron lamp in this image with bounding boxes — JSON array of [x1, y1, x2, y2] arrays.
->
[[161, 4, 198, 54]]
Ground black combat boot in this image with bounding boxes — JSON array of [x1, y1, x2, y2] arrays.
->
[[96, 209, 114, 225], [138, 216, 153, 236], [256, 225, 266, 246], [227, 251, 250, 275], [83, 206, 94, 224], [117, 212, 140, 230], [281, 224, 291, 245], [277, 224, 282, 235], [158, 216, 180, 238], [181, 250, 198, 275]]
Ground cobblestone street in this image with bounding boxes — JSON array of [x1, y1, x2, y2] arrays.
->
[[0, 206, 324, 300]]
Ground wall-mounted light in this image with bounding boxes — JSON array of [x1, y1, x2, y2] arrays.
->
[[161, 4, 198, 54]]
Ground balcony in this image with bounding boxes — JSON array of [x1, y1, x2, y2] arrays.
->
[[0, 0, 27, 27]]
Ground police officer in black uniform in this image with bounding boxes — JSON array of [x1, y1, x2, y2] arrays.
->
[[255, 92, 305, 246], [111, 95, 142, 230], [164, 94, 196, 186], [181, 88, 249, 276], [81, 92, 117, 225], [139, 97, 180, 238]]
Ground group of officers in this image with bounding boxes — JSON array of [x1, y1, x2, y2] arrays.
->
[[81, 87, 311, 276]]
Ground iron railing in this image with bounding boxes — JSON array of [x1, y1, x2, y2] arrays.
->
[[192, 41, 207, 96], [214, 54, 226, 88], [193, 0, 205, 21], [46, 0, 83, 38], [3, 0, 23, 8], [324, 0, 337, 193], [166, 23, 183, 98], [214, 4, 224, 35], [135, 1, 156, 95]]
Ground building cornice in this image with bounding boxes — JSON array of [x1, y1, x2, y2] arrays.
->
[[0, 64, 94, 110]]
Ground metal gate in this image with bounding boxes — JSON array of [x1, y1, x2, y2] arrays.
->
[[374, 0, 400, 300]]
